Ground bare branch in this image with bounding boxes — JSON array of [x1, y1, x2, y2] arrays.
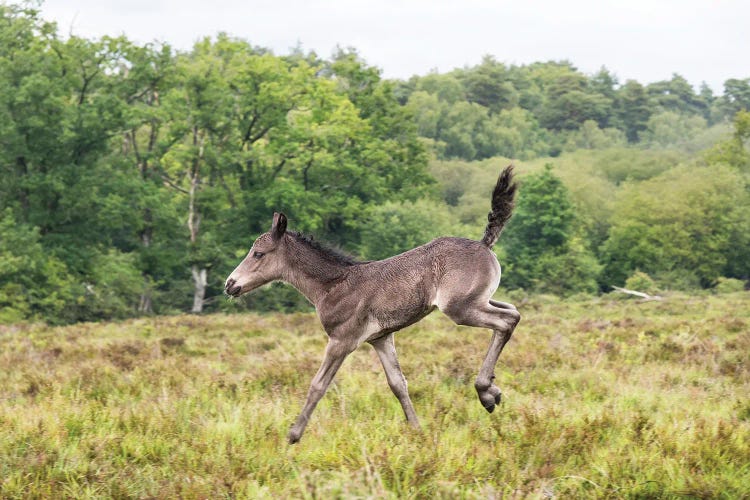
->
[[161, 174, 188, 194], [612, 286, 663, 301]]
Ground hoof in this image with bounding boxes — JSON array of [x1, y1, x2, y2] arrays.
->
[[288, 429, 302, 444], [477, 384, 502, 413]]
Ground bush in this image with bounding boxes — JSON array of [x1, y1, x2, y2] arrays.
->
[[78, 251, 144, 321], [601, 164, 750, 288], [714, 277, 746, 294], [624, 271, 659, 295], [0, 210, 78, 324]]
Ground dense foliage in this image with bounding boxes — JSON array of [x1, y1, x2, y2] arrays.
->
[[399, 56, 739, 160], [0, 4, 430, 322], [1, 3, 748, 324]]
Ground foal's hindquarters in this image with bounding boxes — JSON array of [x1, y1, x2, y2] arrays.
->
[[431, 240, 521, 412]]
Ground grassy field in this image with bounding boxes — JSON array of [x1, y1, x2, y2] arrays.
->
[[1, 292, 749, 498]]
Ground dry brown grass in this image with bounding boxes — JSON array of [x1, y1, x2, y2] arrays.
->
[[1, 292, 749, 498]]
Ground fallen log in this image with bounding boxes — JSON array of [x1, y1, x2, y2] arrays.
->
[[611, 286, 663, 301]]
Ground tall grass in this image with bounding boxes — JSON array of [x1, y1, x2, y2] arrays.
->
[[1, 293, 749, 498]]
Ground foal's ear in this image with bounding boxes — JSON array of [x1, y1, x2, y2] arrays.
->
[[271, 212, 287, 241]]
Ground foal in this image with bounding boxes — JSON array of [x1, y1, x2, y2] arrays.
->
[[226, 166, 520, 443]]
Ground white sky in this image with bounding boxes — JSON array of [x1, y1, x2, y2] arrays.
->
[[40, 0, 749, 93]]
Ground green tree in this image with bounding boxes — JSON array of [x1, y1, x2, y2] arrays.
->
[[109, 39, 182, 314], [639, 111, 708, 149], [699, 82, 718, 122], [0, 5, 147, 321], [414, 71, 465, 103], [0, 210, 76, 323], [704, 110, 750, 171], [722, 78, 750, 115], [501, 165, 600, 294], [406, 90, 445, 139], [647, 74, 707, 117], [0, 6, 115, 247], [538, 73, 611, 131], [440, 101, 491, 159], [489, 107, 551, 159], [589, 67, 618, 102], [460, 55, 519, 113], [358, 200, 462, 260], [159, 38, 238, 313], [563, 120, 626, 151], [615, 80, 652, 142]]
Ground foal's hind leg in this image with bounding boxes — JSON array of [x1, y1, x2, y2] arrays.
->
[[442, 301, 520, 413], [475, 321, 517, 412]]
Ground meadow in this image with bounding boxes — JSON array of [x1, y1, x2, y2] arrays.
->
[[1, 292, 749, 498]]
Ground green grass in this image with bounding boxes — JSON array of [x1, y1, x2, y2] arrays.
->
[[1, 293, 749, 498]]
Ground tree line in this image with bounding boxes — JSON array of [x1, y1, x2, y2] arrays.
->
[[398, 55, 749, 160], [1, 3, 748, 324]]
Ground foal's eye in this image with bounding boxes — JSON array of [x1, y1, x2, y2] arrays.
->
[[253, 251, 265, 259]]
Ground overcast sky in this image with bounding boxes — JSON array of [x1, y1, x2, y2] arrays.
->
[[40, 0, 748, 92]]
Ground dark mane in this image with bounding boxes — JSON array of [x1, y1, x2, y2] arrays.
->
[[288, 231, 362, 266]]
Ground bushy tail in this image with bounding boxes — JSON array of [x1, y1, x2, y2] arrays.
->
[[481, 165, 517, 247]]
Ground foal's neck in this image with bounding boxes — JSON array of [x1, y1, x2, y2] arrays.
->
[[281, 236, 353, 306]]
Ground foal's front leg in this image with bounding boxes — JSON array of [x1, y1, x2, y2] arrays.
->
[[370, 333, 420, 428], [288, 338, 355, 444]]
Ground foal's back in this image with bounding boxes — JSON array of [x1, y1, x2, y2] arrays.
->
[[325, 237, 501, 334]]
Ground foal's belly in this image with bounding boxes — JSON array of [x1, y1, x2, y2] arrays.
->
[[357, 304, 436, 344], [368, 280, 437, 333], [322, 265, 439, 343]]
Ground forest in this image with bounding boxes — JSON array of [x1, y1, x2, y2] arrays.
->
[[1, 3, 749, 325]]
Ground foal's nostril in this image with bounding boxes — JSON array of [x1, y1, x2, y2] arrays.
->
[[225, 278, 242, 297]]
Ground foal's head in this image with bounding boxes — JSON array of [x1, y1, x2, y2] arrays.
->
[[225, 212, 288, 297]]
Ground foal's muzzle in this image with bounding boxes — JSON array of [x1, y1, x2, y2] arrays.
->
[[225, 278, 242, 297]]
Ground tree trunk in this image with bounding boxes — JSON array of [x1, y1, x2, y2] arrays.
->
[[138, 208, 154, 314], [139, 282, 153, 314], [188, 129, 206, 313], [191, 265, 207, 313]]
